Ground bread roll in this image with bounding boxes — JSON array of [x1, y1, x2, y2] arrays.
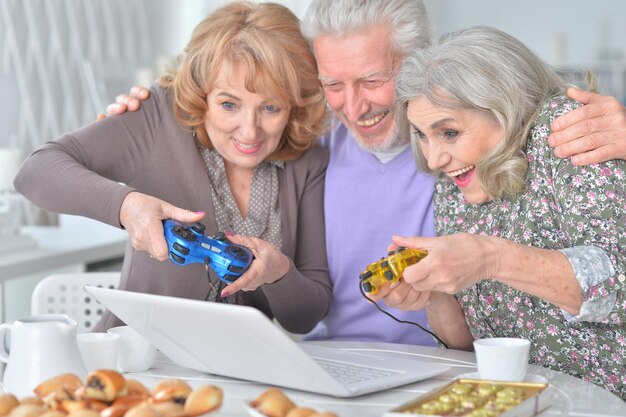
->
[[250, 387, 295, 417], [34, 374, 83, 399], [58, 400, 88, 414], [125, 380, 151, 399], [84, 370, 127, 402], [7, 404, 45, 417], [39, 411, 66, 417], [285, 407, 317, 417], [183, 386, 223, 416], [124, 404, 160, 417], [66, 410, 100, 417], [150, 402, 185, 417], [0, 394, 19, 416], [151, 380, 192, 404]]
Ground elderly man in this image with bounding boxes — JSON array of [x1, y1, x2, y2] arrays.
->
[[105, 0, 626, 346]]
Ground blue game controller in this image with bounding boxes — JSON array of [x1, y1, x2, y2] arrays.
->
[[163, 219, 254, 283]]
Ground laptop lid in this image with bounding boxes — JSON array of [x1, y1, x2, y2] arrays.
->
[[85, 286, 449, 397]]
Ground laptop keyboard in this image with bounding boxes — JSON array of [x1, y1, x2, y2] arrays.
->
[[315, 357, 402, 385]]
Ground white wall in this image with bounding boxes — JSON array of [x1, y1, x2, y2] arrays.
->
[[425, 0, 626, 67]]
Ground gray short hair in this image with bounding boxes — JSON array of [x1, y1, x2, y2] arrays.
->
[[302, 0, 431, 57], [396, 26, 567, 199]]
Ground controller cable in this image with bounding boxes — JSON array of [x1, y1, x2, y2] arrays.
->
[[358, 284, 449, 349]]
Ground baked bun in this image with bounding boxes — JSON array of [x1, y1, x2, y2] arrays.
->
[[66, 410, 101, 417], [101, 402, 143, 417], [0, 394, 18, 416], [125, 380, 151, 399], [7, 404, 45, 417], [285, 407, 317, 417], [250, 387, 295, 417], [39, 411, 66, 417], [34, 374, 83, 400], [150, 402, 185, 417], [124, 404, 159, 417], [84, 370, 127, 402], [183, 386, 223, 416], [151, 380, 192, 404]]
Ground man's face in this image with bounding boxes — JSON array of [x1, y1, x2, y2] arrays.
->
[[313, 25, 404, 151]]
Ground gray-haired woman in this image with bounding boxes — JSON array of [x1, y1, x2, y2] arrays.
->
[[394, 26, 626, 399]]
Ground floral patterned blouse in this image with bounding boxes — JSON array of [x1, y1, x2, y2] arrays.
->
[[434, 96, 626, 399]]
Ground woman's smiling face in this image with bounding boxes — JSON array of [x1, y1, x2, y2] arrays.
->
[[407, 96, 504, 204], [204, 63, 291, 174]]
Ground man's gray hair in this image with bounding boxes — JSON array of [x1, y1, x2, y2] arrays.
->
[[396, 26, 567, 199], [302, 0, 431, 56]]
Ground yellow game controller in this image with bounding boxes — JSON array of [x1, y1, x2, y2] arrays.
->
[[359, 247, 428, 294]]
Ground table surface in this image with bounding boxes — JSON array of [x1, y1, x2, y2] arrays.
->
[[130, 340, 626, 417]]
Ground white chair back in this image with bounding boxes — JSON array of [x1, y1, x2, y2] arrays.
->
[[31, 272, 121, 332]]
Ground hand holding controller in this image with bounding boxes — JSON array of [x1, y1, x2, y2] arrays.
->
[[359, 247, 428, 294], [163, 219, 254, 283]]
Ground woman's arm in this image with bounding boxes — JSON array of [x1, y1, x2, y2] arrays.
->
[[391, 234, 584, 314], [425, 292, 474, 350]]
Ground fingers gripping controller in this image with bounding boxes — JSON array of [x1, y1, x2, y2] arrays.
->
[[163, 219, 254, 283], [359, 248, 428, 294]]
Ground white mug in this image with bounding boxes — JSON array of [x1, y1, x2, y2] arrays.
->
[[107, 326, 157, 372], [77, 332, 120, 372], [473, 337, 531, 382], [0, 315, 87, 397]]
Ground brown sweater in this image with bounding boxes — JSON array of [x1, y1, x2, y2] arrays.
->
[[15, 86, 331, 334]]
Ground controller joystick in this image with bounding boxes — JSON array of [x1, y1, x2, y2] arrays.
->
[[163, 219, 254, 283], [359, 247, 428, 294]]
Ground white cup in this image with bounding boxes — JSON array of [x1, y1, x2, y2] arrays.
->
[[107, 326, 157, 372], [473, 337, 531, 382], [76, 332, 120, 372]]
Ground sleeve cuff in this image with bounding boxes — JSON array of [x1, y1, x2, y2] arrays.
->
[[559, 246, 616, 322]]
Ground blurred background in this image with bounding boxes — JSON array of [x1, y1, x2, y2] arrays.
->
[[0, 0, 624, 320], [1, 0, 625, 157]]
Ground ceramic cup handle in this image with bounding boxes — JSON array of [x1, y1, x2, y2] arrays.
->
[[0, 323, 12, 363]]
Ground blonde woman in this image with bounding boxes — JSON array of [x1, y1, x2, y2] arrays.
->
[[15, 2, 331, 333]]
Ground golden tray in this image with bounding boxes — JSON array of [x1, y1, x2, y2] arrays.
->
[[384, 378, 553, 417]]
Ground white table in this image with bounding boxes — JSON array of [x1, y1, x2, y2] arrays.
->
[[131, 341, 626, 417], [0, 216, 127, 322]]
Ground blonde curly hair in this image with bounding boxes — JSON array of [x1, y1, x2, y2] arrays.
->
[[160, 1, 327, 161]]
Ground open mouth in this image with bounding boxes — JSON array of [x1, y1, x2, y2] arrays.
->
[[448, 165, 475, 187]]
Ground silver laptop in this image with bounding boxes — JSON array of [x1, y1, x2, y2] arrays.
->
[[85, 286, 449, 397]]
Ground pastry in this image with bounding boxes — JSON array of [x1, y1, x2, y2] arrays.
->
[[84, 370, 127, 402], [250, 387, 295, 417], [124, 404, 160, 417], [111, 396, 144, 408], [34, 374, 83, 400], [285, 407, 317, 417], [150, 402, 185, 417], [0, 394, 19, 416], [58, 400, 89, 414], [15, 400, 42, 407], [39, 411, 66, 417], [66, 410, 101, 417], [7, 404, 45, 417], [183, 385, 223, 416], [125, 380, 151, 399], [151, 380, 192, 404]]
